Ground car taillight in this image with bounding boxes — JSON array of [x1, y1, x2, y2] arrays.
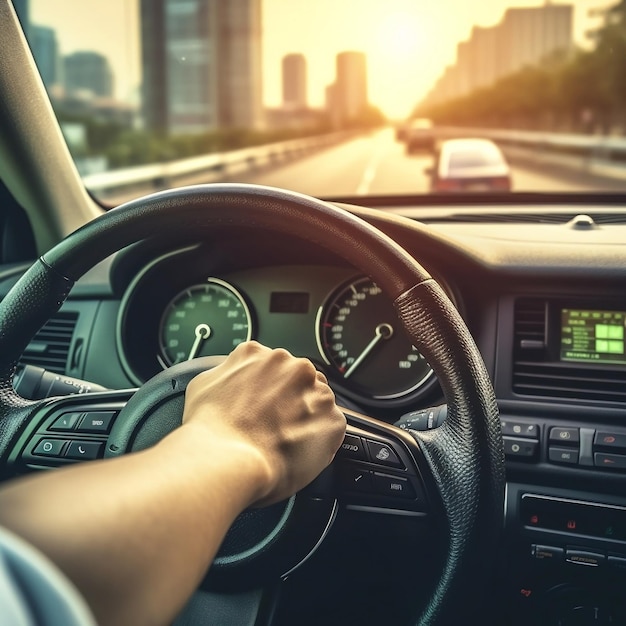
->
[[491, 176, 511, 191], [435, 179, 461, 192]]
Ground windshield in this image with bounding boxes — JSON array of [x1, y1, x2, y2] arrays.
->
[[20, 0, 626, 203]]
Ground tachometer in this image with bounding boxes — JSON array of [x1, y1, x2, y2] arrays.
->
[[158, 278, 253, 367], [316, 277, 433, 399]]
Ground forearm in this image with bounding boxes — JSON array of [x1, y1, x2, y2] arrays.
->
[[0, 423, 267, 626]]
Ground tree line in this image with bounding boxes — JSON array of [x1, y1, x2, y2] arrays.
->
[[55, 105, 386, 169]]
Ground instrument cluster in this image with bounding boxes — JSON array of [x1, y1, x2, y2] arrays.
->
[[117, 246, 459, 410]]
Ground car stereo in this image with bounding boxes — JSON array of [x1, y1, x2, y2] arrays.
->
[[560, 308, 626, 365], [512, 298, 626, 403], [516, 298, 626, 366]]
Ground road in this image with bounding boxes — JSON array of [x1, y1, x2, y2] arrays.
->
[[229, 127, 625, 197]]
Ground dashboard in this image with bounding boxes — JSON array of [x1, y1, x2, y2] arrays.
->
[[5, 200, 626, 624]]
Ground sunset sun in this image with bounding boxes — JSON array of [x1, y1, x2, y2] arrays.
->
[[376, 12, 422, 61]]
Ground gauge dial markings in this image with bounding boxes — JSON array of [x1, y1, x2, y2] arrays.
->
[[159, 278, 253, 367], [317, 277, 434, 399]]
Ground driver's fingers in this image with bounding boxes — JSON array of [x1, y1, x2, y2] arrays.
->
[[316, 370, 329, 385]]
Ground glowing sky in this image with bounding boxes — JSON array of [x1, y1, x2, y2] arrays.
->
[[29, 0, 599, 118]]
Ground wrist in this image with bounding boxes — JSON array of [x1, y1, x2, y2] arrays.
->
[[156, 422, 276, 509]]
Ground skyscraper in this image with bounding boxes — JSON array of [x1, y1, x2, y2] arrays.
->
[[215, 0, 263, 129], [31, 26, 60, 90], [423, 3, 573, 107], [282, 53, 307, 110], [498, 4, 573, 77], [64, 51, 113, 98], [140, 0, 168, 131], [335, 51, 368, 124], [140, 0, 263, 134], [165, 0, 214, 133]]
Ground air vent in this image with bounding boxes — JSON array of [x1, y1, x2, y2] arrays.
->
[[513, 362, 626, 403], [19, 312, 78, 374], [513, 298, 547, 353], [512, 299, 626, 404]]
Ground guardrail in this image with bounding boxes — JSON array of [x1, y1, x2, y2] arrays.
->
[[83, 130, 355, 203], [432, 126, 626, 181]]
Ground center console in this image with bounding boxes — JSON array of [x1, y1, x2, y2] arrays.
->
[[494, 295, 626, 625], [504, 483, 626, 625]]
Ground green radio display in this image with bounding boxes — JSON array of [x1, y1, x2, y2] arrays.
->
[[561, 309, 626, 364]]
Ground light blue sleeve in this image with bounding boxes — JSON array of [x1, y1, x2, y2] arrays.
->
[[0, 526, 96, 626]]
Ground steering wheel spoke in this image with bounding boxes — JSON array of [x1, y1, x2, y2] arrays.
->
[[5, 390, 133, 474], [325, 411, 435, 517], [174, 585, 277, 626]]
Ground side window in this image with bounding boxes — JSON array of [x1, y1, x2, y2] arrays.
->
[[0, 180, 37, 264]]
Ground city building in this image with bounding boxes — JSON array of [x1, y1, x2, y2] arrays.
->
[[215, 0, 263, 130], [498, 4, 573, 77], [422, 3, 573, 107], [332, 51, 368, 126], [282, 53, 307, 110], [64, 51, 113, 99], [12, 0, 30, 42], [140, 0, 168, 132], [140, 0, 263, 134], [467, 25, 499, 91], [324, 82, 341, 129], [31, 25, 60, 90]]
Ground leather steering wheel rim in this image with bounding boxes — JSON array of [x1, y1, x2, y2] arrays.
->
[[0, 183, 504, 625]]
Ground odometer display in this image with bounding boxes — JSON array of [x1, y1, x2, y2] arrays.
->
[[316, 277, 433, 399], [159, 278, 252, 367]]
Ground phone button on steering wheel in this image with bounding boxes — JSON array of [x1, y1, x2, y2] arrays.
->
[[65, 441, 103, 460]]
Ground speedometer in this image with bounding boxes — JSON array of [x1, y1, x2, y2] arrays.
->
[[316, 277, 433, 399], [159, 278, 253, 367]]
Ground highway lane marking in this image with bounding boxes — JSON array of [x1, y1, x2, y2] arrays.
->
[[356, 149, 385, 195]]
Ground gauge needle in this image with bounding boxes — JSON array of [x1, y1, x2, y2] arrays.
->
[[343, 323, 393, 379], [187, 323, 212, 360]]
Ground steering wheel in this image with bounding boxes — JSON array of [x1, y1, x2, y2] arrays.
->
[[0, 184, 504, 625]]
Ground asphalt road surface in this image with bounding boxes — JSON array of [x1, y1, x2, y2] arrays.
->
[[98, 127, 626, 207], [232, 127, 626, 198]]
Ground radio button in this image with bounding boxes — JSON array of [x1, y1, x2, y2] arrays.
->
[[549, 447, 579, 465], [372, 473, 416, 499], [531, 544, 564, 561], [33, 439, 67, 457], [366, 439, 404, 468], [594, 431, 626, 451], [76, 411, 116, 434], [566, 549, 605, 567], [504, 437, 538, 458], [338, 434, 367, 461], [549, 427, 579, 444], [65, 441, 103, 460], [338, 466, 373, 493], [595, 452, 626, 470], [501, 420, 539, 439], [50, 413, 81, 431]]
